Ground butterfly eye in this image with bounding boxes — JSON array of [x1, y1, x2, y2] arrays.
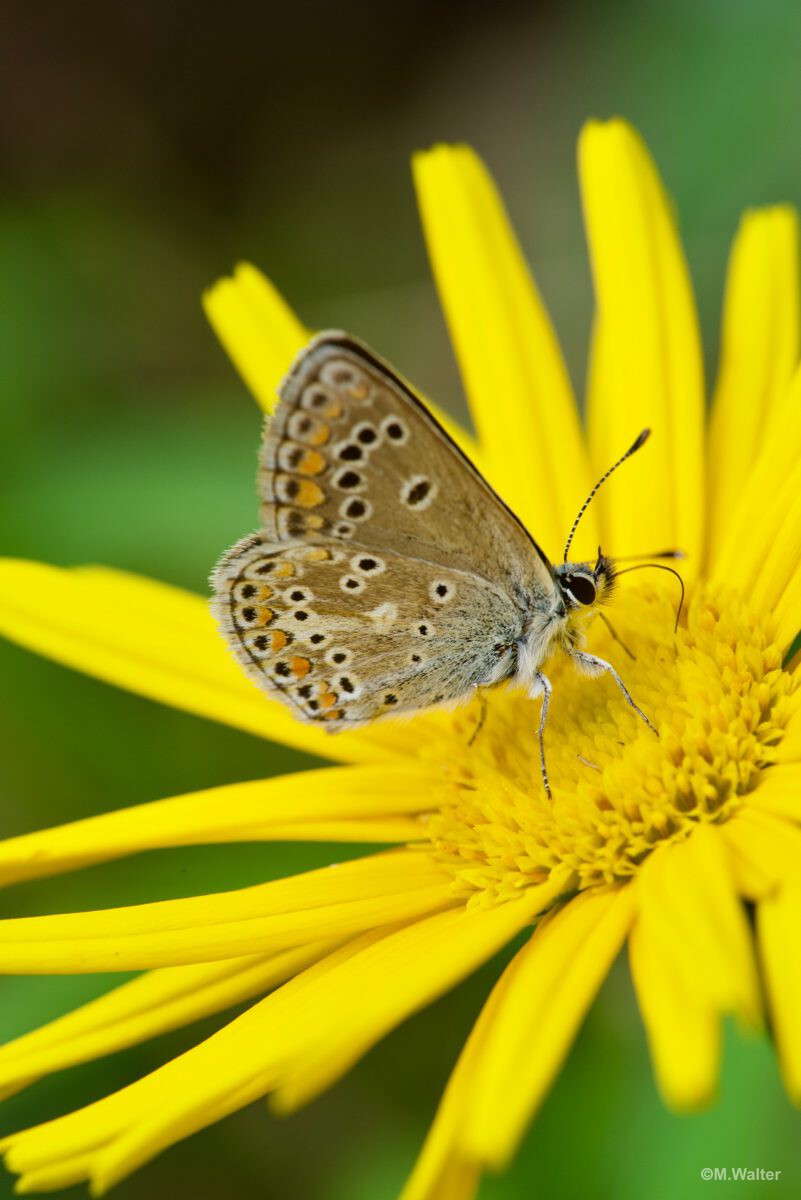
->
[[565, 574, 597, 606]]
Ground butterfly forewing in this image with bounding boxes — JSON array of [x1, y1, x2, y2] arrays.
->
[[258, 333, 555, 598], [213, 332, 558, 726]]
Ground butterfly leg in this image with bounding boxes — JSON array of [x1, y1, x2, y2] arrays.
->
[[597, 612, 635, 660], [570, 651, 657, 736], [467, 691, 488, 747], [530, 671, 553, 799]]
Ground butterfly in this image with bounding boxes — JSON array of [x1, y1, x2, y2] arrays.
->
[[212, 332, 675, 796]]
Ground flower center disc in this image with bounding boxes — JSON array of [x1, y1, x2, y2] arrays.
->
[[426, 582, 797, 904]]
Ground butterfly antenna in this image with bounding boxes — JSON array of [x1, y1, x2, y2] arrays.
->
[[563, 429, 651, 563], [614, 549, 685, 562], [616, 562, 686, 633]]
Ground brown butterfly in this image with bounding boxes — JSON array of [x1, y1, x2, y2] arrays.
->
[[213, 332, 679, 794]]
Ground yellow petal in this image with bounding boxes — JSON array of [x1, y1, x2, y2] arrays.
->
[[0, 763, 435, 887], [202, 263, 308, 414], [748, 764, 801, 824], [773, 563, 801, 653], [720, 806, 801, 899], [0, 850, 454, 971], [400, 957, 518, 1200], [707, 207, 800, 549], [402, 1159, 479, 1200], [629, 911, 719, 1109], [746, 469, 801, 623], [2, 890, 550, 1193], [97, 892, 557, 1191], [0, 560, 423, 763], [757, 879, 801, 1102], [413, 144, 594, 560], [710, 363, 801, 600], [0, 944, 332, 1098], [269, 877, 566, 1115], [1, 936, 389, 1181], [580, 119, 705, 569], [635, 828, 761, 1023], [458, 886, 634, 1168], [12, 1152, 96, 1193]]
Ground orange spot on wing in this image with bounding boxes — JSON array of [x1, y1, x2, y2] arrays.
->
[[319, 691, 338, 709], [251, 607, 276, 628], [291, 656, 311, 679], [308, 423, 331, 447], [270, 630, 288, 652], [297, 449, 326, 476], [295, 480, 325, 508], [274, 562, 296, 579]]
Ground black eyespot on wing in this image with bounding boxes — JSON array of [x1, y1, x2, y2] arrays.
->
[[407, 479, 430, 506], [566, 574, 597, 606], [336, 470, 362, 489]]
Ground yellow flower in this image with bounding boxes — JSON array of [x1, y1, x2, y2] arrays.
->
[[1, 118, 800, 1198]]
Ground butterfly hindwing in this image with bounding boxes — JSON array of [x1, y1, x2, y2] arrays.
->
[[212, 534, 523, 727]]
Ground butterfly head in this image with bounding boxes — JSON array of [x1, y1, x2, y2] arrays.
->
[[555, 550, 616, 613], [545, 551, 616, 655]]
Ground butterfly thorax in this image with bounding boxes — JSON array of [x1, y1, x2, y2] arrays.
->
[[512, 553, 617, 688]]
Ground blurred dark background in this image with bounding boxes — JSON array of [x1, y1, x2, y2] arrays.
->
[[1, 2, 800, 1197]]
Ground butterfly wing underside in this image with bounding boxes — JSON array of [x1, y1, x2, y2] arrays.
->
[[213, 332, 557, 727], [213, 535, 526, 726]]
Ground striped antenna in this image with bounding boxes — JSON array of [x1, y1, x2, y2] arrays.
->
[[562, 429, 650, 562]]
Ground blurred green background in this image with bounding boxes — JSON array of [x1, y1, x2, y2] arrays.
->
[[1, 1, 800, 1196]]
